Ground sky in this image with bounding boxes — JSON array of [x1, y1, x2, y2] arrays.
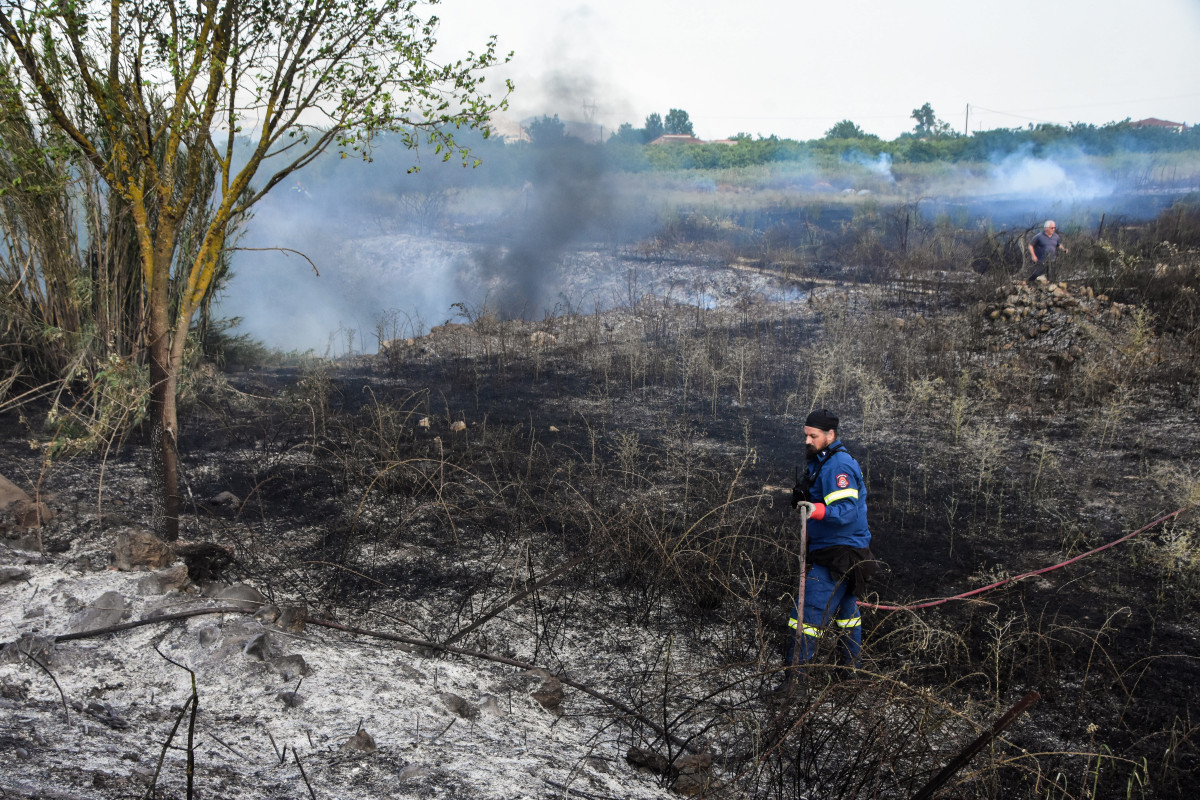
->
[[431, 0, 1200, 141]]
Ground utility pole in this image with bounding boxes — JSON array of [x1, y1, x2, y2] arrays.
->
[[964, 103, 970, 136]]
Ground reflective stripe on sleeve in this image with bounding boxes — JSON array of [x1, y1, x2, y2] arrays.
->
[[835, 616, 861, 629], [823, 487, 860, 504]]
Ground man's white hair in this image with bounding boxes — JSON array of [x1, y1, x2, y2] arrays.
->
[[1044, 219, 1056, 230]]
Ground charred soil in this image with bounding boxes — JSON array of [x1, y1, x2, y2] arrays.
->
[[2, 260, 1200, 799]]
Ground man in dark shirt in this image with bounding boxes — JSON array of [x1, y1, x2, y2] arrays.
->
[[1027, 220, 1068, 280]]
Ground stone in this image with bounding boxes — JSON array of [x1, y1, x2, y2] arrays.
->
[[626, 747, 670, 774], [213, 583, 267, 612], [209, 491, 240, 508], [673, 751, 714, 774], [254, 604, 281, 624], [478, 694, 504, 716], [674, 772, 714, 796], [0, 567, 29, 586], [340, 728, 376, 753], [277, 691, 304, 708], [4, 531, 42, 552], [277, 605, 307, 633], [0, 473, 54, 528], [111, 529, 174, 571], [197, 626, 222, 647], [68, 591, 129, 633], [450, 420, 467, 433], [137, 564, 190, 595], [268, 654, 309, 681], [398, 764, 433, 782], [439, 692, 478, 720], [531, 675, 563, 710], [242, 632, 276, 661], [10, 500, 53, 528]]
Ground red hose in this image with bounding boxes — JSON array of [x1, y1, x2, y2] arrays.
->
[[860, 506, 1193, 612]]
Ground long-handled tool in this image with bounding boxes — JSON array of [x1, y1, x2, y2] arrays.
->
[[788, 504, 810, 677]]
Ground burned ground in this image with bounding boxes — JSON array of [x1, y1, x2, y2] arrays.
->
[[2, 240, 1200, 799]]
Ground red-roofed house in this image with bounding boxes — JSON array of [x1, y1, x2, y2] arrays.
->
[[1131, 118, 1187, 133], [648, 134, 705, 146]]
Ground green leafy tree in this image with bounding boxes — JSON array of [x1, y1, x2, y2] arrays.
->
[[825, 119, 868, 139], [612, 122, 643, 145], [0, 0, 509, 539], [643, 112, 664, 142], [912, 102, 951, 138], [527, 115, 565, 147], [664, 108, 694, 136]]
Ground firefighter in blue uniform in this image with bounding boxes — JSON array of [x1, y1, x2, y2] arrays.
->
[[787, 409, 876, 671]]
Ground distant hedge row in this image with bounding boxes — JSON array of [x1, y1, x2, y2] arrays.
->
[[258, 120, 1200, 195], [604, 122, 1200, 171]]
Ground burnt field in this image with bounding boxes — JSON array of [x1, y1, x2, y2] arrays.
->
[[3, 228, 1200, 800]]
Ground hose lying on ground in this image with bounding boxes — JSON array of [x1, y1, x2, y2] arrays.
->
[[861, 506, 1193, 612]]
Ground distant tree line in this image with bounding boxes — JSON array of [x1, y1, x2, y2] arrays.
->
[[597, 102, 1199, 170]]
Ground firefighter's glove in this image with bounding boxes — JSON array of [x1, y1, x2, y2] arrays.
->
[[797, 502, 826, 521], [795, 501, 816, 518], [791, 484, 804, 509]]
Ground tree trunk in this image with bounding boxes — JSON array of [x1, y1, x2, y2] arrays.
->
[[147, 256, 180, 541]]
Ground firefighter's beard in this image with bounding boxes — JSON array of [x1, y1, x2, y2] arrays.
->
[[805, 444, 820, 459]]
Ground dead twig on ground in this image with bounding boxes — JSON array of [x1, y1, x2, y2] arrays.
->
[[19, 642, 69, 726]]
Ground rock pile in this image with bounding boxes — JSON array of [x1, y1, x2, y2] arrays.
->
[[980, 277, 1141, 365]]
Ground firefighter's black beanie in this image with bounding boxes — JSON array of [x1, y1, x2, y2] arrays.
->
[[805, 409, 838, 431]]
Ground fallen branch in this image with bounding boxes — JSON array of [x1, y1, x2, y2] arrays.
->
[[909, 690, 1041, 800], [19, 643, 69, 727], [50, 606, 247, 644]]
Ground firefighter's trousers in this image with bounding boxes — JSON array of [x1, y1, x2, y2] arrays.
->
[[786, 563, 862, 668]]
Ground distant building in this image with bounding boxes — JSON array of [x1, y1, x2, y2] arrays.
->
[[647, 134, 705, 146], [1131, 118, 1187, 133]]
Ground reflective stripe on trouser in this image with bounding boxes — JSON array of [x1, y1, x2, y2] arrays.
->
[[785, 563, 862, 667]]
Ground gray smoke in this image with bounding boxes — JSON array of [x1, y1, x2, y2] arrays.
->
[[477, 141, 614, 319], [984, 144, 1115, 200]]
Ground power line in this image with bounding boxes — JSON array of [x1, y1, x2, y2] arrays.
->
[[969, 92, 1200, 126], [968, 105, 1058, 125]]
